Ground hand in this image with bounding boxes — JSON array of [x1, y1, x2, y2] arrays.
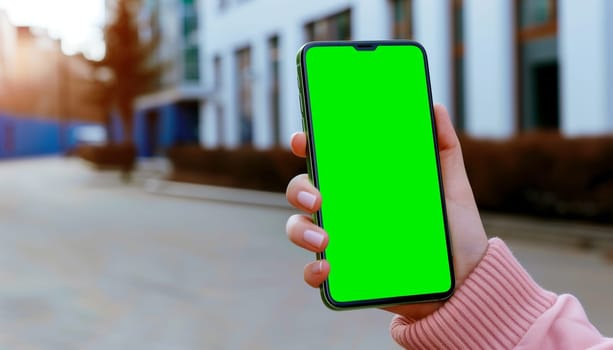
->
[[285, 105, 488, 320]]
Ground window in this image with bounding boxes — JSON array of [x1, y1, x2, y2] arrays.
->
[[184, 46, 200, 82], [391, 0, 412, 39], [305, 9, 352, 41], [269, 35, 281, 146], [452, 0, 465, 130], [516, 0, 559, 131], [519, 0, 557, 32], [236, 47, 253, 145], [182, 0, 200, 82]]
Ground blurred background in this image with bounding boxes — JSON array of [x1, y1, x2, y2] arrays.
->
[[0, 0, 611, 349]]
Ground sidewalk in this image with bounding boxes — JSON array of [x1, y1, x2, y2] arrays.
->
[[0, 157, 610, 349], [0, 157, 397, 350]]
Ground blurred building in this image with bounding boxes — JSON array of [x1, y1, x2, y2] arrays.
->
[[11, 26, 65, 117], [0, 18, 104, 158], [0, 10, 17, 102], [132, 0, 207, 157], [200, 0, 613, 150], [0, 23, 102, 121]]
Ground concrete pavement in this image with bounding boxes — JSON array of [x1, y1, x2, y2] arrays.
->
[[0, 157, 397, 349], [0, 157, 611, 349]]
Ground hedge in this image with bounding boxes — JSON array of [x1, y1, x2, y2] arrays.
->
[[167, 146, 306, 192], [460, 132, 613, 222], [75, 143, 137, 181], [167, 133, 613, 222]]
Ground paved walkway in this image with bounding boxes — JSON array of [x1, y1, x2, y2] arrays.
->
[[0, 157, 611, 349]]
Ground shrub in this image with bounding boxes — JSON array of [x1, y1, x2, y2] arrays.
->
[[460, 132, 613, 222], [75, 143, 137, 179], [168, 134, 613, 223], [167, 146, 306, 192]]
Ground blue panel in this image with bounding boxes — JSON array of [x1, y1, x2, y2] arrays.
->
[[13, 118, 60, 157], [0, 114, 104, 160]]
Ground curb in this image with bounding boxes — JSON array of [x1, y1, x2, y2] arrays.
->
[[482, 213, 613, 250], [144, 178, 291, 209]]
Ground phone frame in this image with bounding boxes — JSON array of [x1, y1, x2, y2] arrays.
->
[[296, 40, 455, 310]]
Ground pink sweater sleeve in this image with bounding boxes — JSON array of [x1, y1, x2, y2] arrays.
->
[[390, 238, 613, 349]]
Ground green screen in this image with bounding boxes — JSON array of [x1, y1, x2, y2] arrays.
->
[[299, 42, 453, 307]]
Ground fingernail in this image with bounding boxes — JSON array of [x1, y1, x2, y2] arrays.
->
[[304, 229, 324, 248], [297, 191, 317, 209], [312, 260, 324, 274]]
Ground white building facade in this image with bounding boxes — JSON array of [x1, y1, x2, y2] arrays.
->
[[199, 0, 613, 149]]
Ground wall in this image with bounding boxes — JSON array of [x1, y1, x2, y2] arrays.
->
[[0, 114, 97, 158], [560, 0, 613, 136], [201, 0, 613, 149], [413, 0, 451, 109], [464, 0, 515, 138], [202, 0, 455, 149]]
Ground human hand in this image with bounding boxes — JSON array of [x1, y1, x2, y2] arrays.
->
[[285, 105, 488, 320]]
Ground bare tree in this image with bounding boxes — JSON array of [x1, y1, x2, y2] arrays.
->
[[92, 0, 168, 144]]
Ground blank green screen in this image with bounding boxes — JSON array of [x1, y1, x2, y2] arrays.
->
[[301, 42, 453, 306]]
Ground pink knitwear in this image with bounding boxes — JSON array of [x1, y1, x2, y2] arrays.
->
[[390, 238, 612, 349]]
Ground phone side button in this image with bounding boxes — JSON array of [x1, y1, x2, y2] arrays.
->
[[299, 94, 306, 116]]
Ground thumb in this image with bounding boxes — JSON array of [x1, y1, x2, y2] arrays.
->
[[433, 105, 475, 206]]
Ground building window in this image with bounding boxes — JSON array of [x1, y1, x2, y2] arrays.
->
[[269, 35, 281, 146], [519, 0, 557, 33], [182, 0, 200, 82], [236, 46, 253, 145], [184, 46, 200, 82], [305, 9, 352, 41], [516, 0, 559, 131], [390, 0, 412, 39], [452, 0, 465, 130]]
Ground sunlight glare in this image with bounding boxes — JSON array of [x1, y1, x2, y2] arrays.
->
[[0, 0, 106, 60]]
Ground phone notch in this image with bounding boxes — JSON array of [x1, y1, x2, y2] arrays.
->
[[353, 43, 378, 51]]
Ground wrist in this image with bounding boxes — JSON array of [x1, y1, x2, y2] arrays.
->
[[390, 238, 557, 349]]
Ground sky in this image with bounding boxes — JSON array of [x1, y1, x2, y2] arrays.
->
[[0, 0, 106, 60]]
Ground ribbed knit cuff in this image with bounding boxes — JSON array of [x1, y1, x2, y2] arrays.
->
[[390, 238, 557, 350]]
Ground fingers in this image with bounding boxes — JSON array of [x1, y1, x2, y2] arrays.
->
[[286, 174, 321, 213], [286, 214, 330, 288], [286, 214, 328, 252], [304, 260, 330, 288], [290, 132, 307, 158]]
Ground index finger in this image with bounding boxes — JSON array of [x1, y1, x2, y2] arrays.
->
[[290, 132, 307, 158]]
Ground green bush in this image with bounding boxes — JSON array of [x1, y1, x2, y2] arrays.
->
[[76, 143, 136, 172], [460, 132, 613, 222], [167, 146, 306, 192], [168, 134, 613, 223]]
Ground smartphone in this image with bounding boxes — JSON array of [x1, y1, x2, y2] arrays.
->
[[296, 41, 454, 310]]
